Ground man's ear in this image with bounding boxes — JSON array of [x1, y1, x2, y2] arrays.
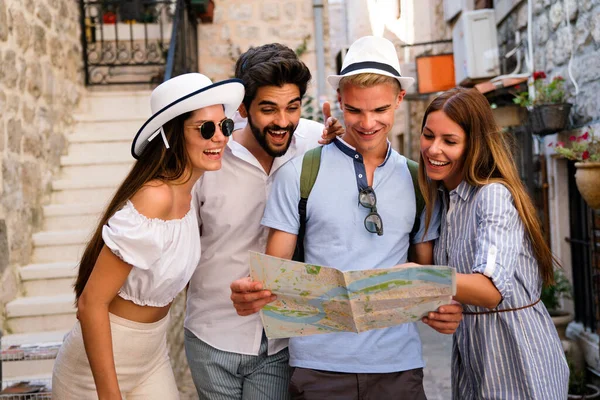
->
[[238, 103, 248, 118], [395, 90, 407, 108]]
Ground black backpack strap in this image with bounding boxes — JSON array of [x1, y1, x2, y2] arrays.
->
[[407, 159, 425, 237], [292, 147, 323, 262]]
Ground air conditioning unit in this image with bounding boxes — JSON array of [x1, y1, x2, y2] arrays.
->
[[443, 0, 475, 22], [452, 9, 500, 86]]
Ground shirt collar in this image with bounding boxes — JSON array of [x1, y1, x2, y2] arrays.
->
[[332, 137, 392, 167], [437, 180, 476, 202]]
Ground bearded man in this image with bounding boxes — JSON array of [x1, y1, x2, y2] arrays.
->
[[184, 43, 342, 400]]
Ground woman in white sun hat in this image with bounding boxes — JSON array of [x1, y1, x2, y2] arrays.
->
[[52, 73, 244, 400]]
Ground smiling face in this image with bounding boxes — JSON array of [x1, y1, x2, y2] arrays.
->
[[240, 84, 302, 157], [338, 82, 403, 157], [420, 110, 468, 190], [183, 105, 229, 173]]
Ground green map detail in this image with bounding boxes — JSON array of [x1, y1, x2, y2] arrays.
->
[[263, 305, 314, 318], [421, 268, 452, 278], [359, 280, 411, 294], [299, 291, 311, 297], [305, 265, 321, 275]]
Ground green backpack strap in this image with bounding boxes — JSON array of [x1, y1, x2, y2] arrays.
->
[[292, 146, 323, 262], [407, 159, 425, 236], [300, 147, 323, 199]]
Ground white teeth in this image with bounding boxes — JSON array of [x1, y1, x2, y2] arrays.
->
[[359, 130, 376, 135], [429, 158, 449, 166], [204, 149, 221, 154], [269, 130, 286, 136]]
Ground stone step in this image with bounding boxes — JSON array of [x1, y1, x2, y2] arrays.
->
[[67, 139, 132, 159], [20, 262, 78, 297], [77, 89, 152, 120], [43, 203, 104, 231], [5, 294, 77, 334], [59, 162, 134, 183], [71, 117, 147, 138], [60, 151, 134, 167], [50, 177, 119, 206], [32, 230, 90, 263], [1, 330, 67, 380]]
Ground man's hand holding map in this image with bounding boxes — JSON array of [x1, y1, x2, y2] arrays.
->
[[249, 252, 456, 339]]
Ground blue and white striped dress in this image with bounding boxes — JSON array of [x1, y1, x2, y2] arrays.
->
[[433, 181, 569, 400]]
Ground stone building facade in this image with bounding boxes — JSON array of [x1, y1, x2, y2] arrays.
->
[[497, 0, 600, 124], [0, 0, 84, 321], [197, 0, 332, 120]]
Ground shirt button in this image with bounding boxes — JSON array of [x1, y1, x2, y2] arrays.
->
[[358, 174, 363, 178]]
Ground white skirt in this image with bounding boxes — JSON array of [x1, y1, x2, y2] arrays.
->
[[52, 312, 179, 399]]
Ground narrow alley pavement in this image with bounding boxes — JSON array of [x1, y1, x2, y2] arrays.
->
[[179, 322, 453, 399]]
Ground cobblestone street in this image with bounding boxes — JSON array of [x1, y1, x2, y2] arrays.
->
[[419, 322, 453, 400], [179, 323, 453, 399]]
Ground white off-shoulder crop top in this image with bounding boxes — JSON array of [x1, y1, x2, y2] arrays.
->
[[102, 200, 200, 307]]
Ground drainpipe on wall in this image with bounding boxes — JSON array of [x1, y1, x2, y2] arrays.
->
[[313, 0, 326, 111]]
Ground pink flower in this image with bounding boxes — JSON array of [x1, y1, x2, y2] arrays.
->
[[553, 76, 564, 81], [533, 71, 547, 80], [570, 135, 577, 141], [548, 142, 554, 147], [583, 151, 590, 160], [582, 132, 589, 140], [557, 141, 565, 147]]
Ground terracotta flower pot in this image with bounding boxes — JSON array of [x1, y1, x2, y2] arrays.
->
[[575, 162, 600, 209], [549, 310, 574, 341]]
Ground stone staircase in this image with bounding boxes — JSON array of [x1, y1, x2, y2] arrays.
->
[[2, 89, 151, 384]]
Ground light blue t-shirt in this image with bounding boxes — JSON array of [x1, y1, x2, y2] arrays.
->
[[261, 138, 440, 373]]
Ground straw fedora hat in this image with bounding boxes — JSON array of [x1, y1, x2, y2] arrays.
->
[[131, 73, 244, 159], [327, 36, 415, 91]]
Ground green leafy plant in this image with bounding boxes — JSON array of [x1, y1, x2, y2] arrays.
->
[[513, 71, 567, 108], [541, 269, 572, 312], [550, 127, 600, 163], [568, 360, 589, 396]]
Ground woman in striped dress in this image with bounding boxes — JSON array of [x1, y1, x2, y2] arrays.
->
[[418, 87, 569, 399]]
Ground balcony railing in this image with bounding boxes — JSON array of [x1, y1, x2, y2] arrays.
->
[[79, 0, 198, 85]]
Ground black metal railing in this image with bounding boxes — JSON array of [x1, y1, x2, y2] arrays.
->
[[567, 161, 599, 333], [163, 0, 198, 82], [79, 0, 197, 85]]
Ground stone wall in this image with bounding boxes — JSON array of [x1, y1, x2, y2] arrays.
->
[[497, 0, 600, 125], [0, 0, 84, 321], [196, 0, 328, 118]]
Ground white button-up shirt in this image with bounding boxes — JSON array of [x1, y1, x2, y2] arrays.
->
[[184, 118, 324, 356]]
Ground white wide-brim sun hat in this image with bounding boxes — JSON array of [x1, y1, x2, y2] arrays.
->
[[327, 36, 415, 91], [131, 73, 245, 159]]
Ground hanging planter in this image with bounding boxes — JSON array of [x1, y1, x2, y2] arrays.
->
[[529, 103, 572, 136], [574, 162, 600, 209], [552, 127, 600, 209]]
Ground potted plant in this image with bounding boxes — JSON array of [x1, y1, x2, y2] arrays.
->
[[513, 71, 571, 136], [552, 127, 600, 209], [541, 268, 573, 340], [568, 361, 600, 399]]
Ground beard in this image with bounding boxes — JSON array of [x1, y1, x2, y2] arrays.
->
[[247, 114, 295, 158]]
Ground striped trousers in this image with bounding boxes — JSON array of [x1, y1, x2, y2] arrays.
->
[[184, 329, 291, 400]]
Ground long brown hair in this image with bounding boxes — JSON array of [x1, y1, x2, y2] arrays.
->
[[74, 112, 192, 300], [418, 87, 557, 286]]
